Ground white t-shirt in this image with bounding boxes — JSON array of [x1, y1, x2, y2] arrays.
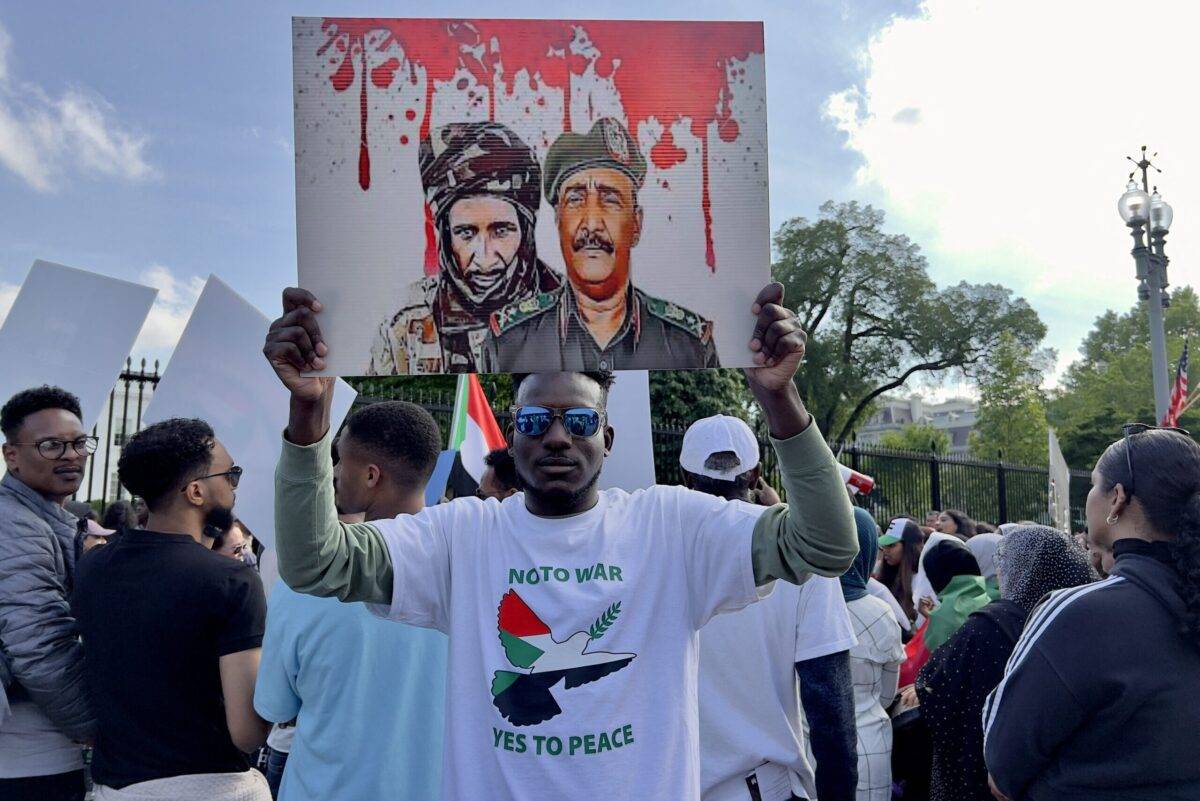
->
[[699, 576, 857, 801], [371, 485, 767, 800]]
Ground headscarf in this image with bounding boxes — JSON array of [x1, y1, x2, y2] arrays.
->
[[420, 122, 544, 315], [913, 531, 960, 612], [841, 507, 878, 602], [922, 538, 991, 652], [967, 532, 1003, 600], [997, 524, 1097, 613]]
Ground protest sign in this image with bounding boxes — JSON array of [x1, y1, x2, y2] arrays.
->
[[293, 17, 768, 375], [144, 276, 357, 548], [599, 370, 656, 491], [0, 260, 156, 433]]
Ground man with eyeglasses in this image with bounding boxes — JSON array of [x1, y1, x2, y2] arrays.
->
[[71, 418, 271, 800], [264, 279, 858, 800], [0, 386, 97, 801]]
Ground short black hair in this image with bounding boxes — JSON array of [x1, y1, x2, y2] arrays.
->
[[512, 371, 615, 405], [101, 500, 137, 530], [484, 447, 519, 491], [118, 418, 215, 509], [2, 385, 83, 440], [342, 401, 442, 490]]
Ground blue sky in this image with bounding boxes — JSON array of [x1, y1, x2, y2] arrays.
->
[[3, 1, 1195, 387]]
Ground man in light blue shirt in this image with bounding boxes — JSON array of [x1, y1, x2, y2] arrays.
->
[[254, 402, 449, 800]]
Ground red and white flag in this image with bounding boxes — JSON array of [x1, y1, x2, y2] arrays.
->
[[1162, 339, 1189, 427], [450, 374, 507, 482]]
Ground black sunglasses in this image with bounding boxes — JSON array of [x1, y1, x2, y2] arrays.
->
[[183, 465, 244, 491], [1121, 423, 1190, 497], [510, 405, 604, 438]]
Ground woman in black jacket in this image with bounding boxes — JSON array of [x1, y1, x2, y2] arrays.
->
[[984, 426, 1200, 801], [916, 525, 1094, 801]]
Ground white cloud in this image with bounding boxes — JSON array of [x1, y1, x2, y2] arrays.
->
[[0, 280, 18, 327], [826, 0, 1200, 380], [0, 21, 157, 192], [133, 265, 203, 355]]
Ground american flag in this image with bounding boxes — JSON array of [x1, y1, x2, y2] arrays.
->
[[1162, 339, 1189, 427]]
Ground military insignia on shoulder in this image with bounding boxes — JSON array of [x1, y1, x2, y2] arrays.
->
[[643, 293, 711, 341], [490, 287, 562, 336]]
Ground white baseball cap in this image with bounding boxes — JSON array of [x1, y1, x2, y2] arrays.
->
[[679, 415, 760, 481]]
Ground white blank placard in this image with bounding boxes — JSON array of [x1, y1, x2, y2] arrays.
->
[[598, 370, 656, 491], [0, 260, 156, 432], [143, 276, 357, 549]]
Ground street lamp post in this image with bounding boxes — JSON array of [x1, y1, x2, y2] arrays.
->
[[1119, 146, 1174, 422]]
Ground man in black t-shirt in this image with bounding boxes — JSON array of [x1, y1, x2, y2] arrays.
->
[[72, 418, 270, 800]]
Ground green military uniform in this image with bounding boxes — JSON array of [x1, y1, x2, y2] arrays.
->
[[480, 283, 718, 372], [480, 117, 719, 372]]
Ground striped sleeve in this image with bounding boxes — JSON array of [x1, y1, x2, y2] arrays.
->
[[982, 577, 1122, 798]]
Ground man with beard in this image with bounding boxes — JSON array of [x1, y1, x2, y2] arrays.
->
[[482, 117, 718, 372], [72, 418, 271, 800], [368, 121, 561, 374], [0, 386, 96, 801]]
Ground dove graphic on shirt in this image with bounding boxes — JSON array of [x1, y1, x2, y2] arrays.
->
[[491, 589, 636, 726]]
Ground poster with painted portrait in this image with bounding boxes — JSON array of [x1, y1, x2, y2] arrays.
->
[[293, 17, 769, 375]]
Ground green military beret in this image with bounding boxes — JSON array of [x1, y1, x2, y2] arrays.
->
[[544, 117, 647, 207]]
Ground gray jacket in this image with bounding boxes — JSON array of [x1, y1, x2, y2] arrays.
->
[[0, 472, 95, 741]]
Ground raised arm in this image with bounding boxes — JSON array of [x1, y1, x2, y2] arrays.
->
[[265, 288, 394, 604], [742, 283, 859, 584]]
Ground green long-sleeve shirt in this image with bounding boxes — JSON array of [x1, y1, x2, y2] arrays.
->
[[274, 420, 859, 604]]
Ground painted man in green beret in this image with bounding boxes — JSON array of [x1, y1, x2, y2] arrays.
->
[[480, 118, 719, 372], [368, 122, 561, 375]]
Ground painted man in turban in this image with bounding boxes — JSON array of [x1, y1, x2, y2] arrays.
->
[[368, 122, 561, 374]]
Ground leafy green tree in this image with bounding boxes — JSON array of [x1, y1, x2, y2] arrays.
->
[[969, 332, 1050, 465], [648, 369, 752, 424], [878, 423, 950, 454], [1048, 286, 1200, 468], [774, 201, 1046, 443]]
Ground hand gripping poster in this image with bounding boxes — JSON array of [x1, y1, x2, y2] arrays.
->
[[293, 17, 769, 376]]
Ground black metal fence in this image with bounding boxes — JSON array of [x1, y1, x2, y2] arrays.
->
[[353, 385, 1090, 531], [76, 372, 1088, 531], [76, 359, 160, 507]]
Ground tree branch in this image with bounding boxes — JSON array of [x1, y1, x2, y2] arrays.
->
[[833, 358, 954, 442]]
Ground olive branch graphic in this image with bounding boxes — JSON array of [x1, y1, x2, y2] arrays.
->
[[588, 601, 621, 640]]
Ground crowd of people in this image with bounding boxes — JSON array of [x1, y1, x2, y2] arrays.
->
[[1, 282, 1199, 801]]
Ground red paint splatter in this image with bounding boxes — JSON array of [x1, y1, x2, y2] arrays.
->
[[316, 18, 763, 267], [649, 130, 688, 170], [371, 57, 401, 88], [358, 45, 370, 190], [701, 132, 714, 271], [405, 108, 416, 121], [717, 116, 739, 143], [423, 204, 439, 273], [400, 134, 409, 145]]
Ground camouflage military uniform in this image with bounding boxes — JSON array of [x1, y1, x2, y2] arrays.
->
[[368, 265, 561, 375], [480, 283, 719, 372], [365, 120, 560, 375]]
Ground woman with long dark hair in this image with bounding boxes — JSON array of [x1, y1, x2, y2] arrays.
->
[[877, 519, 924, 624], [984, 426, 1200, 800], [934, 509, 976, 539]]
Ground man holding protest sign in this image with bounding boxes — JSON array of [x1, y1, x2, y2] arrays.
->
[[263, 279, 856, 799], [482, 118, 720, 373]]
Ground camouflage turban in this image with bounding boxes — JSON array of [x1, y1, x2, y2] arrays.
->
[[420, 122, 542, 224]]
